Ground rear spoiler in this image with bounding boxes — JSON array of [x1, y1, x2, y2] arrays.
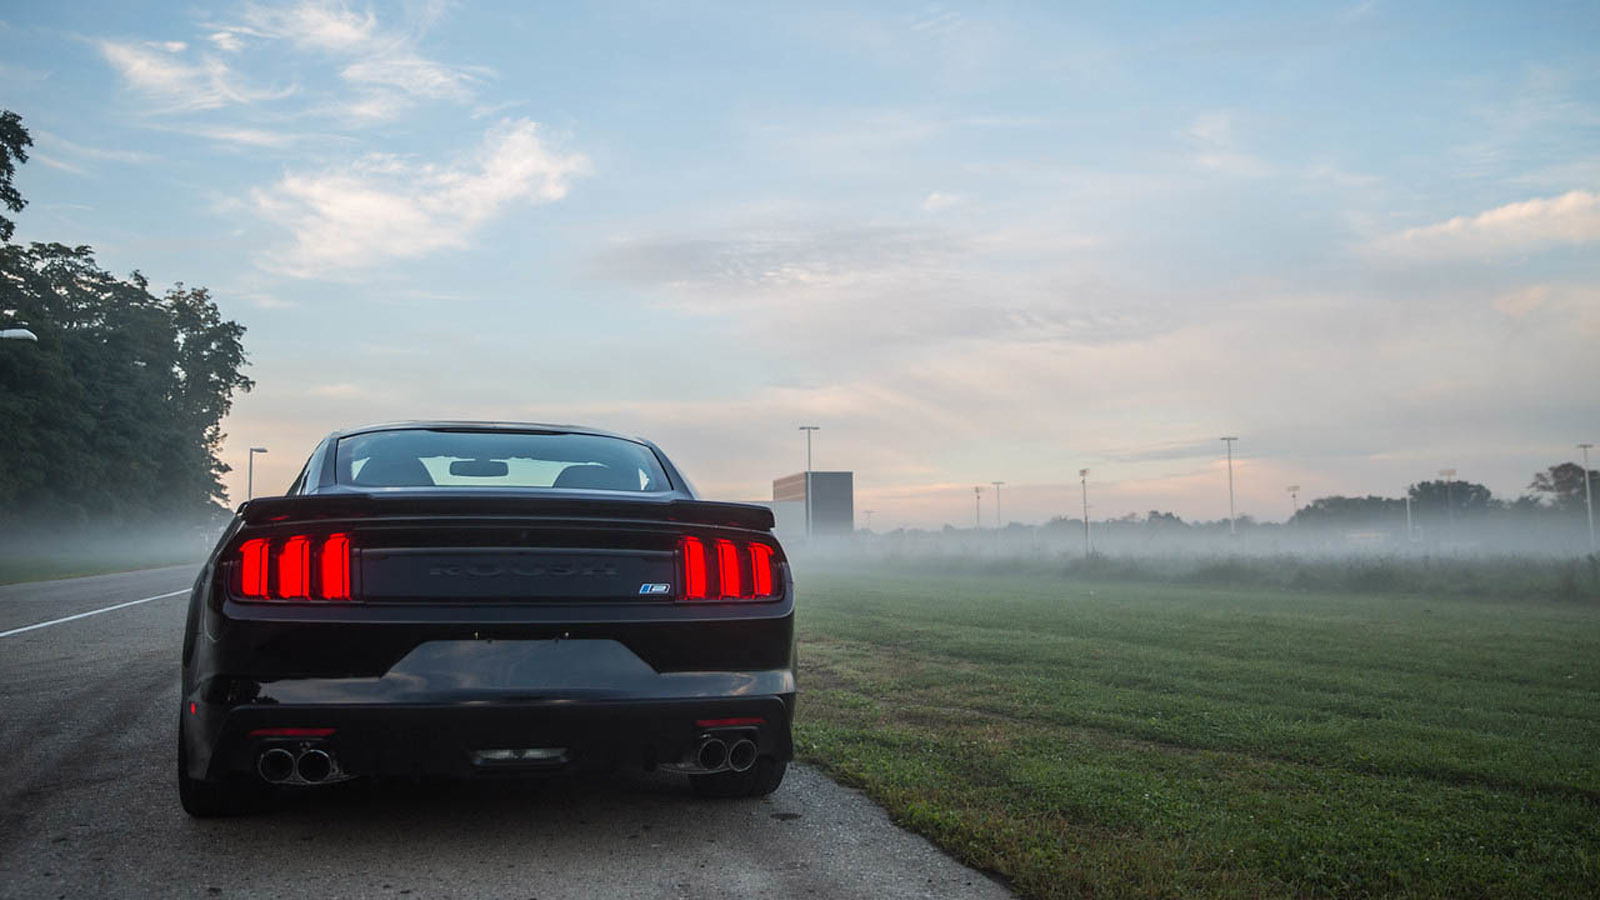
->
[[239, 492, 776, 531]]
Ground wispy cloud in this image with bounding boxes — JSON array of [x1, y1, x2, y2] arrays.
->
[[250, 118, 589, 277], [1371, 190, 1600, 259], [97, 39, 291, 112], [221, 0, 488, 121]]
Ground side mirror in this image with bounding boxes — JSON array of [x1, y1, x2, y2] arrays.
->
[[450, 459, 509, 477]]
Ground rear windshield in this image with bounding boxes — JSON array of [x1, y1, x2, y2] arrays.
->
[[334, 430, 671, 492]]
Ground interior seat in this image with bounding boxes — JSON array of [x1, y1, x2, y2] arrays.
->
[[352, 456, 435, 487], [552, 464, 636, 491]]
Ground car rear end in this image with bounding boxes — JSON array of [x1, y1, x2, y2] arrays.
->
[[178, 425, 795, 815]]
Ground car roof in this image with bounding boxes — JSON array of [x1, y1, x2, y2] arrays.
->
[[329, 421, 643, 443]]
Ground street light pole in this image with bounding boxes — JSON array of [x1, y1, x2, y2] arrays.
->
[[1079, 468, 1092, 556], [863, 509, 876, 531], [247, 447, 269, 501], [1580, 443, 1595, 554], [990, 481, 1005, 530], [1439, 468, 1456, 537], [1286, 485, 1300, 521], [972, 486, 983, 530], [1221, 437, 1238, 536], [798, 426, 820, 539]]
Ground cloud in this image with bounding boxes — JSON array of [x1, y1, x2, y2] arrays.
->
[[920, 191, 964, 212], [592, 223, 1166, 354], [97, 39, 290, 112], [1182, 111, 1273, 177], [250, 118, 589, 277], [1372, 190, 1600, 259], [233, 0, 379, 52], [225, 0, 488, 120], [341, 53, 484, 103]]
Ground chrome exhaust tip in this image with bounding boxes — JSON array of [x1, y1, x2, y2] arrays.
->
[[727, 739, 757, 773], [257, 747, 295, 783], [696, 738, 728, 771], [296, 748, 333, 783]]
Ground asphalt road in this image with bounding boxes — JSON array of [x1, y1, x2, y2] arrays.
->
[[0, 566, 1012, 900]]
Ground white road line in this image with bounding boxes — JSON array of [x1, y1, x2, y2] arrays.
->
[[0, 589, 188, 639]]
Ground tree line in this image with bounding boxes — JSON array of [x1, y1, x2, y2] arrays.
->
[[0, 110, 253, 530]]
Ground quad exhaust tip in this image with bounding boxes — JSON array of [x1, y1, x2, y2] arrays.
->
[[696, 738, 728, 771], [727, 739, 757, 773], [296, 748, 333, 783], [257, 747, 295, 783]]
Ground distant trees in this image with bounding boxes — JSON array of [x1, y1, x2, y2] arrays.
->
[[1528, 463, 1598, 513], [1291, 495, 1404, 528], [0, 110, 29, 242], [0, 110, 252, 529]]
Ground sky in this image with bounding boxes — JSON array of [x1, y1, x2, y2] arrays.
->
[[3, 0, 1597, 529]]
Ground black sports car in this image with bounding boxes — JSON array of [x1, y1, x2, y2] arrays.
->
[[178, 421, 794, 816]]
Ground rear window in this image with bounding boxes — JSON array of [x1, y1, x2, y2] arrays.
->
[[334, 430, 671, 492]]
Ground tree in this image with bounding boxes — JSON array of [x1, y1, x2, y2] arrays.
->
[[1408, 480, 1496, 517], [0, 245, 253, 526], [1527, 463, 1598, 513], [1291, 495, 1405, 528], [0, 110, 31, 242]]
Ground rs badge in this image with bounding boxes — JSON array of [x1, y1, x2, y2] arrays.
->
[[638, 583, 672, 595]]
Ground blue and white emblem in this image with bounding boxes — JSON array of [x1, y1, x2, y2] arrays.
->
[[638, 583, 672, 595]]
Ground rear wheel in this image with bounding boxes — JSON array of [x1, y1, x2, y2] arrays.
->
[[178, 719, 271, 818], [690, 756, 787, 798]]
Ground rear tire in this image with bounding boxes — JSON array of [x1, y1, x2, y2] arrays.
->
[[690, 756, 787, 798], [178, 719, 271, 818]]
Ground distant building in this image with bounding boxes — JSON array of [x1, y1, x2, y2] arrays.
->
[[769, 471, 854, 540]]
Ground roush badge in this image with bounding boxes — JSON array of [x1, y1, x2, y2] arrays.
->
[[638, 583, 672, 595]]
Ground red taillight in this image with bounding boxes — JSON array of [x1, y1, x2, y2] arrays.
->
[[750, 544, 774, 596], [234, 533, 354, 602], [278, 535, 311, 599], [320, 533, 351, 600], [680, 536, 708, 600], [716, 539, 743, 599], [679, 536, 779, 602], [247, 727, 336, 738], [239, 538, 269, 598]]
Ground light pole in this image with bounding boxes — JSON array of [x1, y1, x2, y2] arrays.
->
[[1405, 486, 1416, 543], [863, 509, 876, 531], [991, 481, 1005, 529], [247, 447, 269, 501], [1580, 443, 1595, 553], [1079, 468, 1092, 556], [1221, 437, 1239, 536], [799, 426, 820, 539], [1286, 485, 1300, 521], [1439, 468, 1456, 535], [972, 486, 983, 530]]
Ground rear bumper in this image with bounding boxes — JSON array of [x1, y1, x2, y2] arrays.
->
[[188, 693, 793, 781], [183, 637, 795, 782]]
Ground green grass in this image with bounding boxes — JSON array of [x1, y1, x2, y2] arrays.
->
[[0, 550, 203, 585], [793, 568, 1600, 899]]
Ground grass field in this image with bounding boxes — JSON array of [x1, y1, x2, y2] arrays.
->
[[792, 567, 1600, 898], [0, 550, 204, 585]]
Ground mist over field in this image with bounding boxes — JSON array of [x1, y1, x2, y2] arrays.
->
[[1, 4, 1598, 896]]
